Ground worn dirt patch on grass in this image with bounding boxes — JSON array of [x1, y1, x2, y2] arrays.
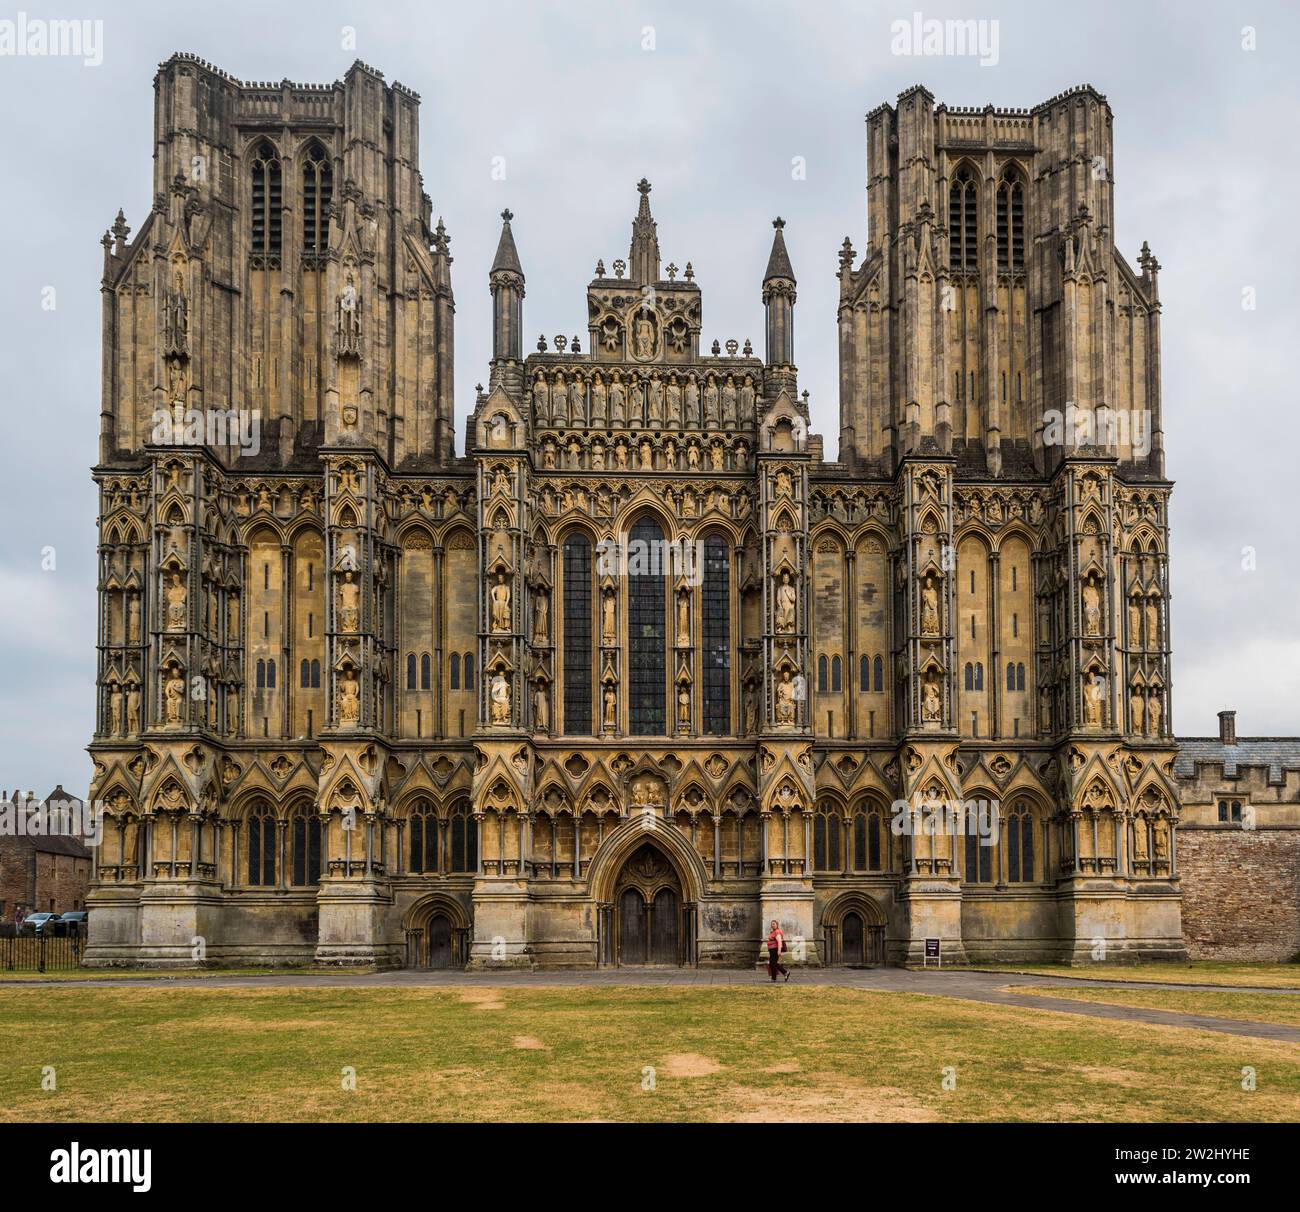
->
[[659, 1053, 723, 1078], [457, 989, 505, 1011], [723, 1078, 938, 1122], [512, 1035, 547, 1050]]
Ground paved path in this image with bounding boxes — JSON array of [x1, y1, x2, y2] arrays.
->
[[11, 967, 1300, 1043]]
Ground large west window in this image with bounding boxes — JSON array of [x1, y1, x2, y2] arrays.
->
[[562, 533, 593, 734], [629, 518, 667, 735], [701, 536, 730, 734]]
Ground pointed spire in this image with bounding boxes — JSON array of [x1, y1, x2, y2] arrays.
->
[[764, 217, 795, 284], [491, 208, 522, 277], [628, 178, 660, 285]]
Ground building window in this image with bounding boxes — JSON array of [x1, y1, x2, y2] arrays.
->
[[266, 659, 276, 689], [250, 141, 282, 263], [997, 167, 1025, 272], [818, 655, 829, 694], [831, 656, 843, 693], [965, 830, 994, 884], [420, 653, 431, 691], [1217, 799, 1243, 824], [948, 166, 978, 271], [302, 142, 332, 256], [702, 536, 731, 735], [1006, 802, 1034, 882], [301, 659, 320, 689], [629, 518, 667, 735], [449, 800, 476, 872], [814, 804, 843, 872], [247, 803, 276, 886], [860, 655, 870, 693], [256, 659, 266, 689], [873, 654, 884, 692], [290, 808, 321, 886], [463, 652, 475, 691], [407, 653, 417, 690], [562, 533, 593, 734], [408, 800, 438, 873], [450, 653, 460, 690]]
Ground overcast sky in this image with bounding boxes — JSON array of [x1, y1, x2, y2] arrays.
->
[[1, 0, 1296, 797]]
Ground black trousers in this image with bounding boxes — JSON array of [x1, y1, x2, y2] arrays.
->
[[768, 947, 788, 981]]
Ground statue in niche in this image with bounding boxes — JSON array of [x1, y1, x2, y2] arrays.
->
[[336, 274, 361, 357], [127, 592, 141, 643], [684, 376, 700, 426], [552, 375, 568, 427], [532, 373, 550, 424], [163, 269, 189, 356], [920, 573, 940, 635], [614, 441, 629, 470], [639, 438, 653, 470], [740, 375, 755, 422], [775, 469, 792, 497], [1082, 574, 1102, 637], [1132, 816, 1149, 864], [126, 685, 140, 734], [1083, 672, 1106, 726], [165, 573, 187, 631], [603, 683, 617, 730], [775, 669, 797, 725], [735, 439, 749, 470], [490, 671, 511, 724], [634, 309, 655, 360], [493, 467, 510, 496], [591, 374, 607, 426], [775, 572, 797, 633], [339, 670, 360, 726], [678, 684, 691, 727], [339, 571, 360, 633], [163, 664, 185, 726], [602, 589, 616, 644], [1130, 686, 1144, 735], [108, 684, 123, 735], [721, 375, 737, 425], [610, 373, 625, 425], [922, 676, 941, 722], [664, 441, 677, 470], [228, 594, 240, 638], [743, 683, 758, 733], [533, 589, 548, 642], [666, 376, 681, 426], [1145, 597, 1159, 648], [710, 444, 724, 471], [533, 681, 549, 731], [1153, 818, 1169, 862], [677, 590, 690, 644], [592, 440, 605, 470], [703, 376, 719, 424], [647, 374, 663, 425], [490, 572, 512, 632], [1146, 691, 1161, 737], [1128, 597, 1142, 646], [687, 443, 701, 470], [567, 436, 581, 468], [542, 437, 557, 469], [570, 377, 586, 427]]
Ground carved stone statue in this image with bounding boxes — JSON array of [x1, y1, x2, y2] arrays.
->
[[678, 684, 690, 727], [775, 669, 796, 725], [684, 376, 700, 426], [647, 374, 663, 424], [490, 572, 511, 633], [610, 374, 625, 425], [126, 685, 140, 734], [339, 571, 360, 633], [920, 574, 940, 636], [744, 683, 758, 733], [603, 683, 617, 729], [1128, 597, 1142, 646], [533, 681, 549, 730], [165, 573, 187, 631], [775, 572, 796, 633], [1153, 818, 1169, 861], [1133, 816, 1150, 863], [336, 274, 361, 357], [164, 665, 185, 726], [1082, 575, 1102, 637], [634, 310, 655, 360], [703, 376, 719, 424], [721, 375, 737, 425], [1130, 687, 1144, 735], [127, 592, 141, 643], [1146, 691, 1161, 737], [532, 590, 548, 643], [666, 377, 681, 426], [591, 375, 607, 426], [602, 589, 616, 644], [922, 676, 941, 722], [490, 671, 511, 724], [532, 373, 549, 424], [677, 590, 690, 645], [108, 684, 123, 735], [1083, 672, 1105, 726], [339, 670, 360, 726], [1145, 597, 1159, 648]]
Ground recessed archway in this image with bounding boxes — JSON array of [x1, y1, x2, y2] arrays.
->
[[821, 891, 887, 967]]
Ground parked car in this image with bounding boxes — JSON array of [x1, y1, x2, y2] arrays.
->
[[59, 911, 88, 936], [22, 912, 61, 936]]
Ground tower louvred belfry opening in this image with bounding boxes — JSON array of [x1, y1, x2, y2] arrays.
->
[[86, 67, 1184, 970]]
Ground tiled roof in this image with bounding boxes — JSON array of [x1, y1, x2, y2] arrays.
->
[[1174, 737, 1300, 785]]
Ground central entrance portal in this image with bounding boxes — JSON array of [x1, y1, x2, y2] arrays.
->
[[614, 843, 682, 966]]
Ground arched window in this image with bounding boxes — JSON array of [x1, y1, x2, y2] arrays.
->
[[818, 655, 829, 693], [448, 800, 476, 872], [629, 517, 667, 735], [449, 653, 460, 690], [1016, 662, 1025, 691], [814, 802, 842, 872], [266, 659, 276, 689], [247, 802, 276, 886], [831, 656, 843, 693], [256, 659, 266, 689], [407, 799, 438, 874], [562, 533, 593, 734], [1006, 802, 1035, 882], [250, 141, 282, 263], [407, 653, 417, 690], [289, 805, 321, 886], [702, 536, 731, 735], [310, 659, 321, 689], [860, 655, 870, 692], [463, 653, 475, 691], [1007, 661, 1016, 691], [964, 809, 995, 884], [997, 166, 1025, 271], [301, 142, 333, 256], [964, 662, 974, 691], [420, 653, 431, 691], [300, 659, 311, 688], [948, 166, 978, 271], [853, 814, 867, 870], [873, 654, 884, 692]]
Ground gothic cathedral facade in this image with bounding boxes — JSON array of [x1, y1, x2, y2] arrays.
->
[[86, 57, 1185, 967]]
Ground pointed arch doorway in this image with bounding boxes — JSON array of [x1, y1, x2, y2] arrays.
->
[[613, 842, 686, 966]]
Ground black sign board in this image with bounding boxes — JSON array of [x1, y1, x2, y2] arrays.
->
[[924, 937, 940, 959]]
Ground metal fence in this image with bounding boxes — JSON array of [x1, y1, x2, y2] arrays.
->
[[0, 929, 86, 972]]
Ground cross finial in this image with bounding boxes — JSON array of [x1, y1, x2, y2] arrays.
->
[[501, 208, 513, 223], [637, 178, 651, 196], [773, 216, 785, 230]]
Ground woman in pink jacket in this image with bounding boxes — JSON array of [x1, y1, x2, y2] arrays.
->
[[765, 920, 789, 982]]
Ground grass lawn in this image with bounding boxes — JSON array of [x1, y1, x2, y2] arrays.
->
[[1, 984, 1297, 1122], [1006, 984, 1300, 1029], [0, 966, 341, 983], [972, 961, 1300, 989]]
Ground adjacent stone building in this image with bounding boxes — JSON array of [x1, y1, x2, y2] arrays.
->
[[85, 59, 1185, 967], [0, 787, 94, 922], [1174, 711, 1300, 962]]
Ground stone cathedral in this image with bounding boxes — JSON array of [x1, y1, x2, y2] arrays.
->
[[86, 56, 1186, 968]]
